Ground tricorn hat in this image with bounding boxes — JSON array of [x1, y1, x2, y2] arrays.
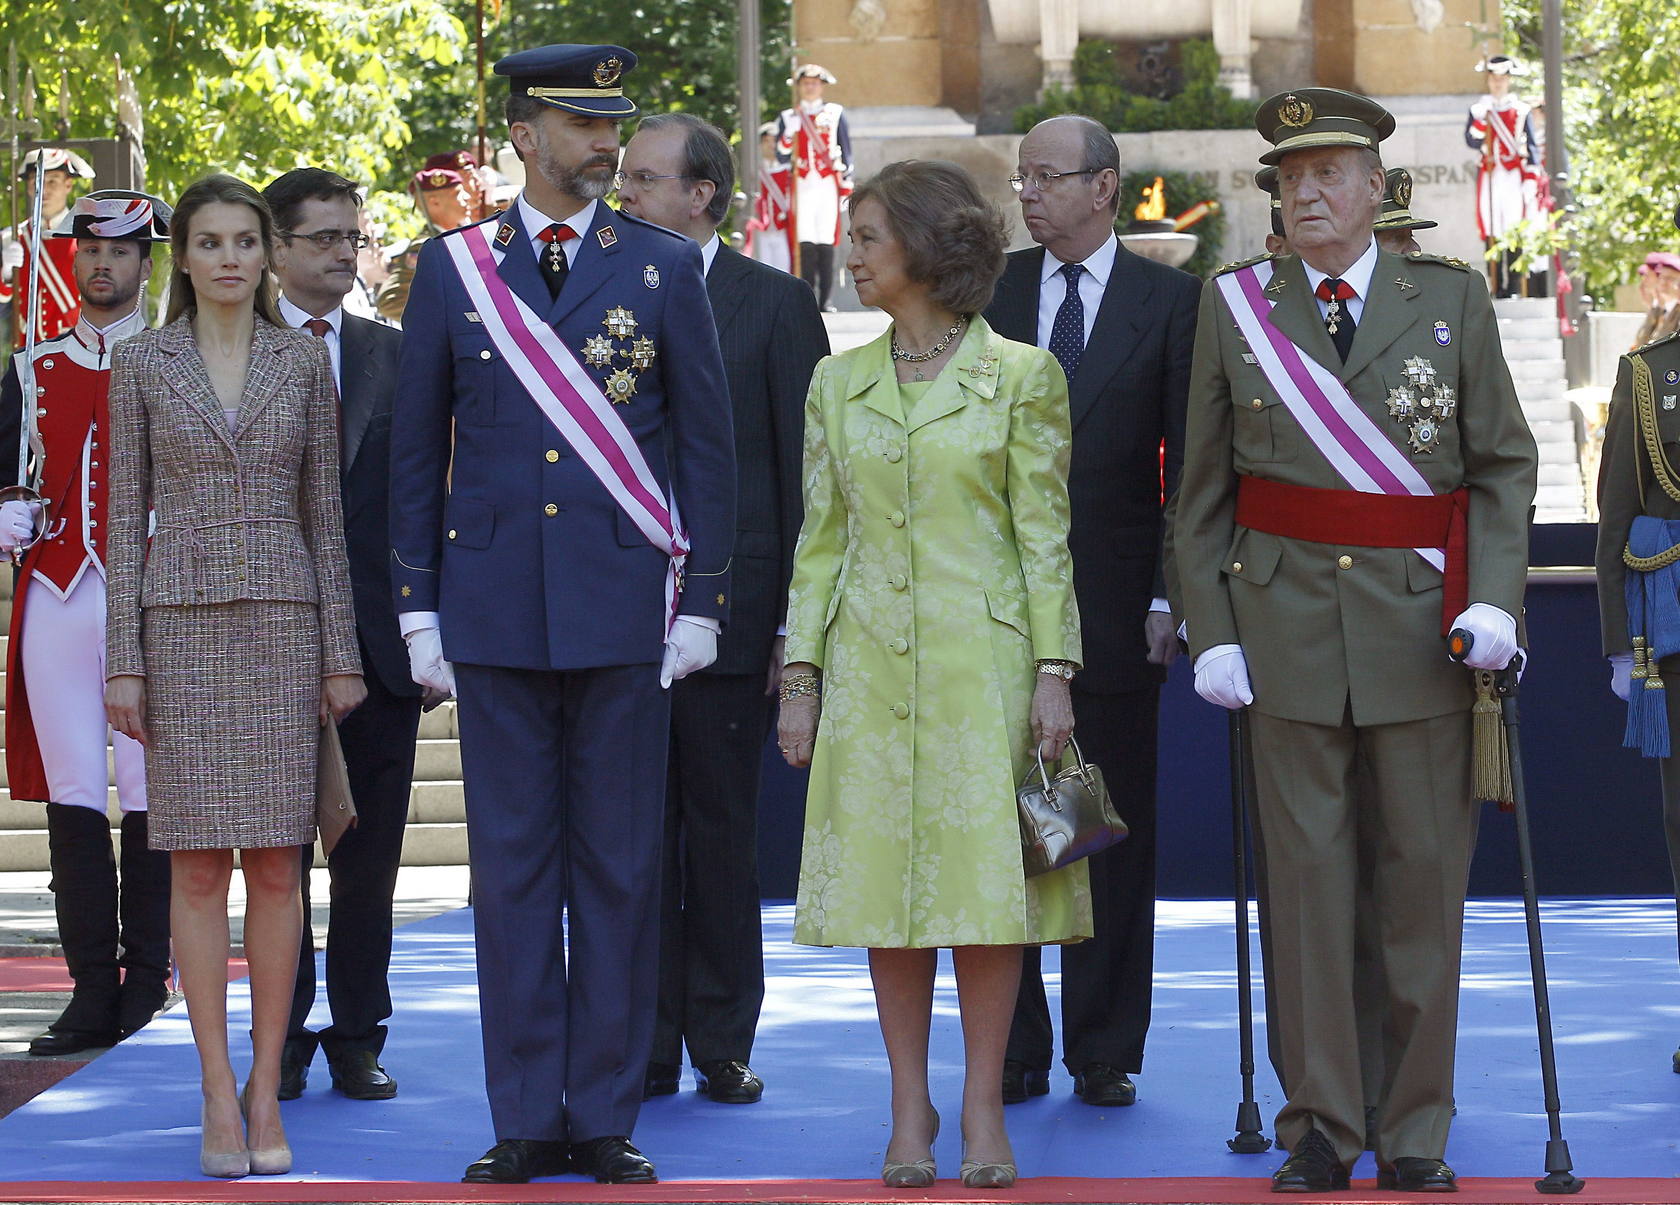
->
[[50, 189, 169, 241], [789, 63, 837, 85], [495, 44, 638, 119], [1477, 54, 1528, 76], [1254, 87, 1395, 166], [19, 147, 95, 180]]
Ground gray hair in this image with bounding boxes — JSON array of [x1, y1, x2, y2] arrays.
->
[[1044, 114, 1121, 213], [638, 112, 735, 227]]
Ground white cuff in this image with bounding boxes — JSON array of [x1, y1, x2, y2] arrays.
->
[[398, 610, 442, 638], [1194, 643, 1242, 674], [1149, 597, 1170, 614], [674, 614, 722, 635]]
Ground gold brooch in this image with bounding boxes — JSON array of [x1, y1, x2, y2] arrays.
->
[[1278, 94, 1313, 128]]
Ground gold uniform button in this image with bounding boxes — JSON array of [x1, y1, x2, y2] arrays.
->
[[1250, 398, 1264, 410], [889, 511, 905, 528], [891, 702, 909, 719], [1231, 561, 1243, 573], [544, 503, 558, 517], [890, 637, 909, 655], [447, 529, 458, 540], [546, 449, 559, 463], [1337, 554, 1353, 570]]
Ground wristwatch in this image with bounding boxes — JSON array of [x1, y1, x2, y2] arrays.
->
[[1036, 659, 1076, 680]]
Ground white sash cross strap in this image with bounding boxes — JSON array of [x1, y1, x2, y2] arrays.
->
[[442, 223, 689, 631], [1216, 260, 1444, 571]]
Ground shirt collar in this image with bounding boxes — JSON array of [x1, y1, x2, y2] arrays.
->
[[277, 293, 343, 335], [1301, 237, 1379, 300], [700, 233, 722, 276], [518, 193, 598, 244], [1041, 232, 1119, 290]]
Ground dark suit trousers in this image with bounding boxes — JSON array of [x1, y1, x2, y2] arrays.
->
[[654, 671, 772, 1068], [455, 661, 668, 1144], [288, 658, 421, 1055], [1009, 685, 1159, 1074]]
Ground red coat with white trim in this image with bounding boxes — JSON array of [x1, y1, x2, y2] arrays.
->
[[1, 220, 80, 348]]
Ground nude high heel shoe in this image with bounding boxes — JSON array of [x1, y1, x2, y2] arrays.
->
[[881, 1109, 939, 1188], [240, 1082, 293, 1175], [199, 1101, 249, 1179]]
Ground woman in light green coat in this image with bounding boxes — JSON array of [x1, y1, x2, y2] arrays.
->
[[777, 160, 1091, 1190]]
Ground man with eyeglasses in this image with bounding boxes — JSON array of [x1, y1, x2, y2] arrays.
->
[[262, 167, 423, 1107], [984, 113, 1201, 1114]]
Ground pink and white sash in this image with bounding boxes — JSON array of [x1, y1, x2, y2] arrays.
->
[[1216, 260, 1444, 571], [442, 223, 689, 630]]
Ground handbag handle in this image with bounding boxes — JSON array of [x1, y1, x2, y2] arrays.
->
[[1033, 736, 1090, 804]]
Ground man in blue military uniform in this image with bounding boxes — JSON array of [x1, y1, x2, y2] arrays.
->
[[388, 44, 735, 1185]]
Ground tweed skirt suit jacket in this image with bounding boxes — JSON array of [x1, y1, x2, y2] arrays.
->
[[105, 315, 360, 850]]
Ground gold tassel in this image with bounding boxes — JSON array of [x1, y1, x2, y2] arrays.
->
[[1471, 670, 1513, 805], [1634, 636, 1651, 681]]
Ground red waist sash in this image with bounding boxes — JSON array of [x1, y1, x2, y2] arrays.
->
[[1234, 476, 1469, 635]]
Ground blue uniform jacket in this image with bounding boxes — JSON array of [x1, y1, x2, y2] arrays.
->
[[388, 201, 735, 670]]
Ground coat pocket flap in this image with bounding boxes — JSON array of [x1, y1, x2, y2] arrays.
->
[[444, 497, 496, 550], [1405, 550, 1443, 594], [985, 588, 1032, 637], [1222, 531, 1282, 586]]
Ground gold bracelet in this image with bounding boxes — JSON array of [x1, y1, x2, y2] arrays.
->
[[779, 674, 822, 703]]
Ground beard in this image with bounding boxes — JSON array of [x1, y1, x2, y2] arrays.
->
[[531, 133, 616, 202]]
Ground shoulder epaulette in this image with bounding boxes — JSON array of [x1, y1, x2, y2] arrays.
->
[[431, 213, 500, 242], [1632, 330, 1680, 356], [1404, 250, 1475, 272], [1213, 252, 1276, 276]]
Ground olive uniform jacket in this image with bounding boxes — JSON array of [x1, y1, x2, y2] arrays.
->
[[1596, 331, 1680, 660], [1174, 250, 1537, 728]]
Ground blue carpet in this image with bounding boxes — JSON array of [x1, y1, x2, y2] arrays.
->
[[0, 898, 1676, 1183]]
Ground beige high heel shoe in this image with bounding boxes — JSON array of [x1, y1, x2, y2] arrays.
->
[[960, 1153, 1018, 1190], [198, 1100, 249, 1179], [240, 1083, 293, 1176], [881, 1109, 940, 1188]]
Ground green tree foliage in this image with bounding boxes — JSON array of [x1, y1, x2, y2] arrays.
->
[[1016, 39, 1252, 136], [1501, 0, 1680, 296], [2, 2, 467, 220], [1117, 169, 1227, 278]]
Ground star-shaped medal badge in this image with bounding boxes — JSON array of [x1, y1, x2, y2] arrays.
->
[[629, 336, 656, 371], [583, 335, 615, 368], [1408, 415, 1441, 454], [603, 306, 637, 340], [1386, 385, 1417, 419], [1402, 356, 1437, 388], [604, 368, 638, 404], [1432, 383, 1458, 418]]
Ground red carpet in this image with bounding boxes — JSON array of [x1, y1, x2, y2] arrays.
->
[[0, 1179, 1659, 1204], [0, 955, 248, 992]]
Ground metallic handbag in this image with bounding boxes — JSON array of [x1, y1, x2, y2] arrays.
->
[[1016, 738, 1127, 877]]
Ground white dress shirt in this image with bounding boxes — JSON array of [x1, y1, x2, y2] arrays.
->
[[700, 232, 722, 276], [1036, 232, 1118, 350], [517, 193, 597, 268], [277, 294, 343, 388], [1301, 237, 1378, 326]]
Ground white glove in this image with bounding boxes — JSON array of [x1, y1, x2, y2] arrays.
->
[[1448, 602, 1518, 671], [660, 615, 719, 688], [0, 499, 39, 552], [1, 239, 21, 275], [1193, 643, 1253, 709], [403, 626, 456, 697], [1610, 652, 1634, 702]]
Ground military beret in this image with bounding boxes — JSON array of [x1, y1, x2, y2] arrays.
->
[[1651, 252, 1680, 274], [495, 44, 637, 119], [1255, 87, 1395, 166], [411, 167, 464, 193], [1373, 167, 1438, 233], [50, 189, 170, 241]]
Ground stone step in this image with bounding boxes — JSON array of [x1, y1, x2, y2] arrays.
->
[[1493, 296, 1556, 319], [1536, 463, 1580, 488], [0, 820, 470, 872], [1527, 420, 1575, 446], [1508, 358, 1567, 383], [1497, 318, 1559, 342], [1537, 441, 1577, 467], [408, 779, 465, 824], [1518, 379, 1567, 403], [418, 702, 458, 740], [0, 737, 463, 792], [1535, 483, 1585, 511], [1520, 399, 1573, 425]]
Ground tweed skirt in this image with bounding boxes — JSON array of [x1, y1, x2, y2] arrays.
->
[[141, 601, 320, 851]]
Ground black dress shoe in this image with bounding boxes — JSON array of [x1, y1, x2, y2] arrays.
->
[[1271, 1129, 1350, 1193], [570, 1135, 658, 1184], [695, 1059, 763, 1103], [1377, 1157, 1458, 1192], [27, 1027, 119, 1057], [328, 1049, 398, 1100], [278, 1040, 312, 1101], [1073, 1062, 1137, 1107], [1364, 1105, 1379, 1152], [461, 1138, 571, 1184], [643, 1061, 681, 1099], [1001, 1059, 1049, 1104]]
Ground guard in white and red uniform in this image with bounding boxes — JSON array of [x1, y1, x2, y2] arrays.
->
[[745, 123, 793, 274], [0, 189, 172, 1055], [1465, 55, 1542, 298], [774, 64, 852, 310], [0, 148, 96, 348]]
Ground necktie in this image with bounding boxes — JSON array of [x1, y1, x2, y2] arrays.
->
[[537, 223, 577, 299], [302, 318, 331, 338], [1048, 262, 1086, 384], [1315, 277, 1358, 362]]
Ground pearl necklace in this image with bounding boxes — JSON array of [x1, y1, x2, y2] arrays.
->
[[891, 315, 967, 380]]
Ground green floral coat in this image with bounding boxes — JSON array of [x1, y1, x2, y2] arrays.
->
[[786, 316, 1093, 948]]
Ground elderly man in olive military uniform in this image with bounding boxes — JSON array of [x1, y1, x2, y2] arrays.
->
[[1596, 200, 1680, 1078], [1175, 88, 1537, 1193]]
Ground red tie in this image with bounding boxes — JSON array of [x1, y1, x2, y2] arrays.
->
[[302, 317, 331, 337]]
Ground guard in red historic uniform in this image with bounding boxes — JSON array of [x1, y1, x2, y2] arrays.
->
[[774, 64, 852, 310], [0, 189, 172, 1055], [1465, 55, 1542, 298], [0, 148, 95, 348], [744, 123, 793, 274]]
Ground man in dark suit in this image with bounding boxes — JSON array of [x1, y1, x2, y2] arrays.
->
[[617, 112, 828, 1106], [388, 46, 735, 1185], [984, 114, 1200, 1108], [263, 168, 423, 1103]]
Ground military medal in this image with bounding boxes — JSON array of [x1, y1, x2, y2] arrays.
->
[[583, 335, 615, 368], [1403, 356, 1437, 388], [604, 368, 638, 403], [1434, 321, 1452, 347], [1667, 370, 1679, 385], [546, 241, 567, 273], [1431, 383, 1457, 418], [1665, 395, 1678, 411], [629, 336, 656, 371], [603, 306, 637, 339], [643, 264, 660, 289], [1386, 385, 1417, 418], [1408, 415, 1441, 454]]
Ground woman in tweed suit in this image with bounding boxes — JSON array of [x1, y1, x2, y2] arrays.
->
[[104, 174, 365, 1178]]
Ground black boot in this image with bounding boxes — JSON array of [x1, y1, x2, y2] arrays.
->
[[29, 804, 121, 1055], [116, 811, 172, 1037]]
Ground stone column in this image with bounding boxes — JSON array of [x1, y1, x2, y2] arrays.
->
[[1040, 0, 1079, 91], [1211, 0, 1255, 98]]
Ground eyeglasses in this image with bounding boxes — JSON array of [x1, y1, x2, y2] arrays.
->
[[613, 170, 695, 189], [279, 229, 371, 251], [1008, 167, 1102, 194]]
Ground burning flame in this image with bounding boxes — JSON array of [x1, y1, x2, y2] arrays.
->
[[1135, 177, 1167, 223]]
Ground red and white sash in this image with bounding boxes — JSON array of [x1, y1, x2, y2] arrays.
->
[[442, 223, 689, 631], [1216, 260, 1444, 571]]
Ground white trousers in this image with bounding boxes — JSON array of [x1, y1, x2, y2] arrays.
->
[[794, 171, 840, 246], [18, 571, 146, 813]]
